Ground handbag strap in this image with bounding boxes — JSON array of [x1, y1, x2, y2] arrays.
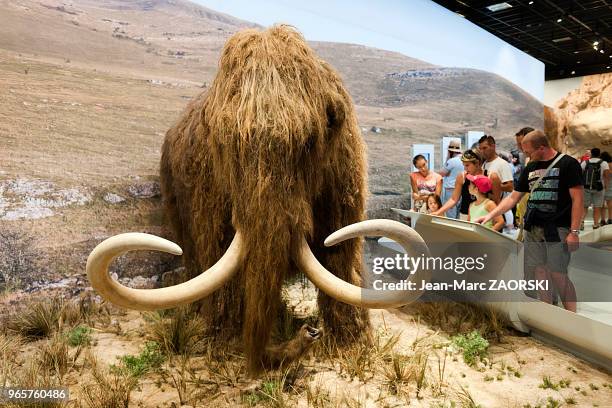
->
[[529, 153, 565, 194]]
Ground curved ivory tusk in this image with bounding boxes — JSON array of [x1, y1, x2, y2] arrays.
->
[[86, 232, 243, 311], [297, 219, 431, 309]]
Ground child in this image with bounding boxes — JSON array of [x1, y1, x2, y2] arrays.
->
[[466, 174, 504, 231], [426, 194, 444, 216]]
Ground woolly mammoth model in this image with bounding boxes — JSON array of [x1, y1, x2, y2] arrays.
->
[[87, 25, 429, 374]]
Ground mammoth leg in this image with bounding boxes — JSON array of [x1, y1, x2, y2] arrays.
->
[[312, 198, 371, 345], [160, 146, 197, 275], [193, 229, 245, 340], [160, 132, 245, 339], [311, 144, 371, 345], [188, 183, 244, 339]]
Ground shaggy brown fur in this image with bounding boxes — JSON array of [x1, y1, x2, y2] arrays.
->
[[160, 25, 370, 374]]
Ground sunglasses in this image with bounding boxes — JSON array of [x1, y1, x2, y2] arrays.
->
[[461, 149, 482, 163]]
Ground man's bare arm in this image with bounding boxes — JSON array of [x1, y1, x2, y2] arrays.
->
[[568, 186, 584, 231], [475, 190, 525, 224], [490, 173, 502, 204], [566, 185, 584, 252], [432, 173, 463, 215], [500, 181, 513, 192]]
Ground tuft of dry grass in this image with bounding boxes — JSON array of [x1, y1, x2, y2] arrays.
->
[[37, 334, 83, 382], [336, 342, 375, 382], [0, 332, 22, 359], [316, 328, 401, 383], [413, 351, 430, 399], [406, 302, 509, 342], [453, 384, 482, 408], [167, 355, 193, 406], [0, 333, 22, 388], [80, 354, 138, 408], [7, 297, 82, 340], [305, 378, 333, 408], [382, 353, 413, 397], [1, 359, 69, 408], [338, 392, 366, 408], [144, 305, 208, 356], [165, 354, 220, 406], [432, 347, 450, 397], [7, 298, 64, 339], [242, 367, 304, 408], [207, 355, 244, 389]]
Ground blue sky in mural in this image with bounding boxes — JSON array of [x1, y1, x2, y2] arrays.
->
[[194, 0, 545, 101]]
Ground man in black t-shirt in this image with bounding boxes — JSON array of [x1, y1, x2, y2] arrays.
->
[[475, 130, 584, 312]]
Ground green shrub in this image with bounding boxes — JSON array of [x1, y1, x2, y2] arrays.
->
[[451, 330, 488, 366], [112, 341, 164, 377], [66, 325, 92, 346]]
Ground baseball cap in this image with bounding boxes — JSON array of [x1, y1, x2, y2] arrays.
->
[[466, 174, 492, 194], [448, 140, 462, 153]]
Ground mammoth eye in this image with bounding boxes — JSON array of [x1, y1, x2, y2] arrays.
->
[[326, 102, 345, 131], [326, 105, 337, 129]]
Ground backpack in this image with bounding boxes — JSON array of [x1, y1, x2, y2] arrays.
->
[[583, 159, 604, 191]]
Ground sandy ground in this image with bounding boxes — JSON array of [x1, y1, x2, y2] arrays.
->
[[2, 283, 610, 407]]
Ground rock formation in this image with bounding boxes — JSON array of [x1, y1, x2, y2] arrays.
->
[[545, 73, 612, 156]]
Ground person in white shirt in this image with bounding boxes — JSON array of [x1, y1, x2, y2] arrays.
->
[[479, 135, 515, 231], [437, 140, 464, 219], [581, 147, 610, 229]]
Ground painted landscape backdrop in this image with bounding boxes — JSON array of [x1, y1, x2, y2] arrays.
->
[[0, 0, 543, 274], [4, 3, 612, 408]]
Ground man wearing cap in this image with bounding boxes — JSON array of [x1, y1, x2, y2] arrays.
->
[[475, 130, 583, 312], [438, 140, 463, 219]]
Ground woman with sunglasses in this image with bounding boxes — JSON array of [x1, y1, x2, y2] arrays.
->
[[430, 149, 502, 227]]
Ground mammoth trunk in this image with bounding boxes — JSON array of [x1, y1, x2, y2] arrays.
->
[[233, 170, 315, 374], [210, 115, 320, 373], [241, 218, 292, 373]]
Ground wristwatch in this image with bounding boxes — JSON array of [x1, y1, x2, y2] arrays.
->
[[569, 229, 580, 235]]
